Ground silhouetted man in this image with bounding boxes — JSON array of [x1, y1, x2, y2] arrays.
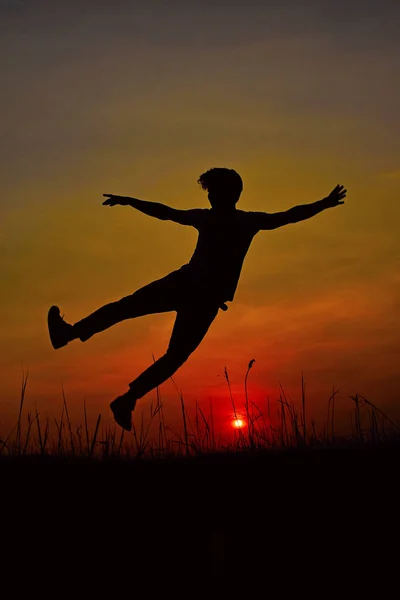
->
[[47, 167, 346, 430]]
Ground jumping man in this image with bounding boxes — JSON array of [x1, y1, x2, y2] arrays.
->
[[47, 168, 347, 430]]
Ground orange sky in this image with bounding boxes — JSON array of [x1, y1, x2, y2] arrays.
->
[[1, 1, 399, 437]]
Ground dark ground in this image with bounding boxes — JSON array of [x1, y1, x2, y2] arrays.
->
[[1, 447, 399, 591]]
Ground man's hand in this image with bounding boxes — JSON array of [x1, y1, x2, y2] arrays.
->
[[325, 184, 347, 208], [102, 194, 130, 206]]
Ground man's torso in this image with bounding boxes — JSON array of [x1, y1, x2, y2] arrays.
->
[[178, 209, 259, 303]]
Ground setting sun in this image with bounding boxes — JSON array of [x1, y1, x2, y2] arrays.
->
[[233, 419, 245, 429]]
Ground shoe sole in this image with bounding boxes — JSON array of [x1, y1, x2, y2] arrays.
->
[[110, 406, 132, 431], [47, 305, 68, 349], [110, 397, 136, 431]]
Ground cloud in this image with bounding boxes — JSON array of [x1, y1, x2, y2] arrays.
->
[[381, 169, 400, 179]]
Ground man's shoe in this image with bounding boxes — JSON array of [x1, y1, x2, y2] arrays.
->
[[47, 306, 73, 349], [110, 392, 137, 431]]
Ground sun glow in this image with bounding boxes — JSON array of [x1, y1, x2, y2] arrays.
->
[[233, 418, 245, 429]]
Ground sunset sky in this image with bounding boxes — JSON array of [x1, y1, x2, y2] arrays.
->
[[1, 0, 399, 436]]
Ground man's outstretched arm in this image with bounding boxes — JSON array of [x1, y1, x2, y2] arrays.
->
[[102, 194, 201, 226], [254, 184, 347, 230]]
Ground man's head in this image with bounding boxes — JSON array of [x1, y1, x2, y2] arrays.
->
[[197, 167, 243, 210]]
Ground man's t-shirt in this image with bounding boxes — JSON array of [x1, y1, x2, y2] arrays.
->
[[178, 208, 261, 303]]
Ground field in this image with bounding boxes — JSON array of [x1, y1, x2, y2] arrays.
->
[[1, 365, 400, 589]]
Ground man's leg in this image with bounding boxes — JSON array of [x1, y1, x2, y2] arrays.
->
[[48, 271, 182, 349], [111, 302, 220, 429]]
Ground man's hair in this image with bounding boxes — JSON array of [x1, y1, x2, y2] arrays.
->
[[197, 168, 243, 200]]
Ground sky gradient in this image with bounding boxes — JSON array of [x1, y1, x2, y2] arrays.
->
[[1, 0, 399, 436]]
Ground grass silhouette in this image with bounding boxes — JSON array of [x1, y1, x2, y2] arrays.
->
[[2, 361, 399, 459]]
